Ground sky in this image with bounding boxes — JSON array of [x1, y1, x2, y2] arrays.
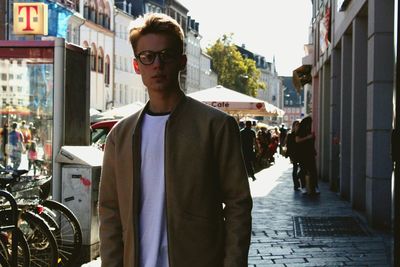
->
[[178, 0, 313, 76]]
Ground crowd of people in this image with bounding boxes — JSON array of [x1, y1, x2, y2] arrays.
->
[[239, 121, 287, 175], [239, 116, 319, 196], [0, 120, 40, 173]]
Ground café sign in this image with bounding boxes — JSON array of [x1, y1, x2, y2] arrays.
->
[[13, 3, 48, 35]]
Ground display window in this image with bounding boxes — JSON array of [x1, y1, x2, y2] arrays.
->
[[0, 46, 54, 176]]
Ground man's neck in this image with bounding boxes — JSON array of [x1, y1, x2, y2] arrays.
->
[[148, 89, 184, 113]]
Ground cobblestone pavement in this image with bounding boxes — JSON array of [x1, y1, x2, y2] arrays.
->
[[82, 156, 393, 267], [248, 156, 392, 267]]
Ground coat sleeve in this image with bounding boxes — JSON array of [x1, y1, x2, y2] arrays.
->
[[216, 116, 253, 267], [98, 130, 124, 267]]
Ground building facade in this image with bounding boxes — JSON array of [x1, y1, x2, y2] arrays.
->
[[184, 17, 201, 93], [199, 51, 218, 90], [281, 76, 304, 127], [236, 45, 283, 108], [114, 7, 147, 107], [78, 0, 114, 111], [308, 0, 394, 230]]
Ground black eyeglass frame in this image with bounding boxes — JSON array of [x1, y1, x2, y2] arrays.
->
[[134, 49, 181, 65]]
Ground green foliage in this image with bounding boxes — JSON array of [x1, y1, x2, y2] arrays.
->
[[206, 34, 266, 96]]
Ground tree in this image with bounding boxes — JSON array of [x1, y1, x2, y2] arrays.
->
[[206, 34, 266, 96]]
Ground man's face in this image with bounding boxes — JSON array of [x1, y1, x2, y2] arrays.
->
[[133, 33, 186, 94]]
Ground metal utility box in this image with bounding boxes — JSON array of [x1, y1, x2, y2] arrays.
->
[[56, 146, 103, 262]]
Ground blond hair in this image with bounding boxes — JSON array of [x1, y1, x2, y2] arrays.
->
[[128, 13, 185, 55]]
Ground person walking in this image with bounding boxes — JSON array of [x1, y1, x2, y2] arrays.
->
[[241, 120, 257, 181], [295, 116, 319, 196], [98, 13, 252, 267], [279, 124, 287, 156], [285, 120, 304, 191], [8, 122, 24, 170]]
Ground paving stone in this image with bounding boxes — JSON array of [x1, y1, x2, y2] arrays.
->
[[81, 157, 392, 266]]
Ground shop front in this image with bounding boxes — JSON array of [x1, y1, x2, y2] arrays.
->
[[0, 39, 90, 201]]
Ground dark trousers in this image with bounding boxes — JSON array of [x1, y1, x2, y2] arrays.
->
[[244, 156, 255, 178], [292, 161, 304, 189], [299, 158, 318, 193]]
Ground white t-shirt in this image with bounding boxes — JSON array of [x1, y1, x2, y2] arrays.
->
[[139, 112, 170, 267]]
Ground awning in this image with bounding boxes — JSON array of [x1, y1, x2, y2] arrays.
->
[[292, 64, 312, 92]]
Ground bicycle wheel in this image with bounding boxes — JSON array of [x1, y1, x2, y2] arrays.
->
[[41, 200, 82, 267], [0, 252, 10, 267], [0, 213, 31, 267], [19, 211, 58, 267], [0, 235, 10, 267]]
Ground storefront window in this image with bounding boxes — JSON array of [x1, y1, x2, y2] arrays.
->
[[0, 51, 54, 177]]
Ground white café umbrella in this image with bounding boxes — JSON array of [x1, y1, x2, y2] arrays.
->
[[188, 85, 283, 117]]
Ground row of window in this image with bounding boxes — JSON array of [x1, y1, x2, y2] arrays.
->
[[84, 41, 111, 85], [115, 56, 133, 73], [2, 98, 24, 105], [115, 23, 129, 40], [83, 0, 111, 29], [2, 85, 23, 92], [1, 73, 23, 80]]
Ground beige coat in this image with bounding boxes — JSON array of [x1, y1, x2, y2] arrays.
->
[[99, 96, 252, 267]]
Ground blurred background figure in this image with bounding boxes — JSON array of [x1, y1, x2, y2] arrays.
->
[[8, 122, 24, 170], [279, 124, 287, 156], [241, 121, 257, 181], [285, 120, 304, 191], [0, 122, 9, 166], [295, 116, 319, 196]]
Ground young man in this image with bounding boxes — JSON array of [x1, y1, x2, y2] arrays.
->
[[98, 13, 252, 267]]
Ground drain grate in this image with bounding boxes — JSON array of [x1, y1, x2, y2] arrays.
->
[[293, 216, 370, 237]]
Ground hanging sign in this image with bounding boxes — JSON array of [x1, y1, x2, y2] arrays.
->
[[13, 3, 48, 35]]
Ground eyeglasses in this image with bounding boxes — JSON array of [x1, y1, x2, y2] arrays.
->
[[135, 49, 180, 65]]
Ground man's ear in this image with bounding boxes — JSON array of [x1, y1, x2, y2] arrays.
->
[[133, 59, 141, 74], [179, 54, 187, 71]]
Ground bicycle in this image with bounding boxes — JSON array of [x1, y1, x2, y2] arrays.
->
[[2, 166, 83, 267], [0, 169, 59, 267], [0, 189, 31, 267]]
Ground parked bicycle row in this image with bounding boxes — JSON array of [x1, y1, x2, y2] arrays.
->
[[0, 165, 83, 267]]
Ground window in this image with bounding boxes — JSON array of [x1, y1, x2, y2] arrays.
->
[[84, 3, 90, 19], [17, 86, 22, 92], [90, 44, 97, 71], [2, 86, 6, 91], [104, 55, 110, 85], [1, 74, 6, 80], [104, 14, 110, 29], [119, 84, 123, 103], [17, 74, 22, 79], [18, 99, 23, 105], [9, 74, 13, 80], [98, 12, 104, 26], [98, 49, 104, 73]]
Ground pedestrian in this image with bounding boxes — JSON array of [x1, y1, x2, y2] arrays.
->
[[241, 120, 257, 181], [27, 140, 38, 175], [19, 120, 31, 151], [98, 13, 252, 267], [8, 122, 24, 170], [0, 122, 8, 166], [279, 124, 287, 156], [285, 120, 304, 191], [295, 116, 319, 196], [255, 126, 269, 169]]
